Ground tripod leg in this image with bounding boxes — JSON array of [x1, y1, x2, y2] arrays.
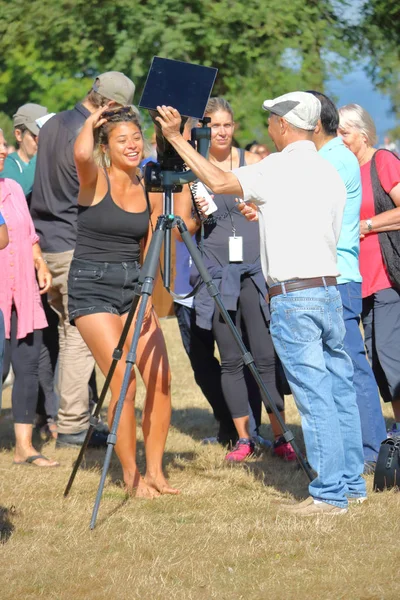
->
[[64, 291, 141, 497], [89, 220, 166, 529], [175, 217, 313, 482]]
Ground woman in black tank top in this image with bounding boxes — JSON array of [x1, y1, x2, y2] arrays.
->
[[69, 106, 179, 497], [174, 98, 293, 463]]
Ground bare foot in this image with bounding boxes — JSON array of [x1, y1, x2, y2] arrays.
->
[[144, 474, 180, 495], [135, 479, 161, 499], [124, 473, 161, 499]]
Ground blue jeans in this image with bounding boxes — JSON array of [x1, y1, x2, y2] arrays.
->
[[339, 282, 386, 462], [269, 285, 366, 507]]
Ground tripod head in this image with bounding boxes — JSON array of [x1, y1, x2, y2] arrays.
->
[[144, 116, 211, 193]]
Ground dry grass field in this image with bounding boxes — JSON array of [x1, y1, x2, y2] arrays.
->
[[0, 317, 399, 600]]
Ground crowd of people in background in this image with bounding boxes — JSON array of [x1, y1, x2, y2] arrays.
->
[[1, 70, 400, 511]]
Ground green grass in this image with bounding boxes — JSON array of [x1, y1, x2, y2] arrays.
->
[[0, 317, 399, 600]]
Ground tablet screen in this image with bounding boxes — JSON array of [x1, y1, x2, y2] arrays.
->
[[139, 57, 218, 119]]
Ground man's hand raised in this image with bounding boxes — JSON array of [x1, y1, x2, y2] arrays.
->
[[155, 105, 182, 140]]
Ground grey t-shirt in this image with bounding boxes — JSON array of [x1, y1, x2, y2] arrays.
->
[[30, 103, 90, 253], [196, 149, 260, 266]]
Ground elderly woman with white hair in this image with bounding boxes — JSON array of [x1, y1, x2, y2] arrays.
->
[[339, 103, 400, 436]]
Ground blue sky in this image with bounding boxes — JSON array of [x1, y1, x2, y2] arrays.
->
[[327, 69, 395, 144], [327, 0, 397, 144]]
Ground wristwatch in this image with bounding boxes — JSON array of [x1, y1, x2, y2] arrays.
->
[[366, 219, 373, 232]]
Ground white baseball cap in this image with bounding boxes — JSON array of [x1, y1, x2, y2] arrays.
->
[[262, 91, 321, 130]]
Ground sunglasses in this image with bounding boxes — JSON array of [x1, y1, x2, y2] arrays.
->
[[102, 106, 132, 119]]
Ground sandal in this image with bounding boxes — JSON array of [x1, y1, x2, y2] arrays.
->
[[13, 454, 60, 467]]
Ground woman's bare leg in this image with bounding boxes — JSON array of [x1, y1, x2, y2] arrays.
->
[[76, 313, 159, 498], [13, 423, 59, 466], [133, 307, 179, 494], [268, 412, 286, 439], [232, 415, 250, 440]]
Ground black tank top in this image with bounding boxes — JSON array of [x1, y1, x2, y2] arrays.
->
[[197, 149, 260, 265], [74, 170, 149, 262]]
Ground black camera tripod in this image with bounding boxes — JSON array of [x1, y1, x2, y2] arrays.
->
[[64, 133, 312, 531]]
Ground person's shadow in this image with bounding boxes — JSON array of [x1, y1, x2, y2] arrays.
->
[[0, 408, 49, 453], [70, 406, 199, 490], [170, 406, 218, 441], [0, 505, 15, 543]]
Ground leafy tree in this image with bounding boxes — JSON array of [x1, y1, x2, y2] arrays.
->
[[0, 0, 355, 144], [0, 112, 14, 145], [360, 0, 400, 140]]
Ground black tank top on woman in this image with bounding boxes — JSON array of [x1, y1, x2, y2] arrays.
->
[[74, 170, 149, 262]]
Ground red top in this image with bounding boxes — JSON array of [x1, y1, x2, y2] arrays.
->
[[0, 178, 47, 339], [360, 151, 400, 298]]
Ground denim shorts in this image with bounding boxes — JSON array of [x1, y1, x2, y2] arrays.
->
[[68, 258, 140, 325]]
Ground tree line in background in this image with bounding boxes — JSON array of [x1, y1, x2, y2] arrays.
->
[[361, 0, 400, 141], [0, 0, 398, 145]]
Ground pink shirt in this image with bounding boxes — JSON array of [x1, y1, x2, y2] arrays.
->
[[359, 151, 400, 297], [0, 178, 47, 339]]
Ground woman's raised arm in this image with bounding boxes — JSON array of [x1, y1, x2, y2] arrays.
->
[[73, 105, 111, 187]]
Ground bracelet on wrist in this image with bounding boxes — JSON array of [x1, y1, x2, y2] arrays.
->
[[365, 219, 373, 232]]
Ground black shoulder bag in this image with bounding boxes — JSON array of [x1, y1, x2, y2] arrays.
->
[[374, 436, 400, 491], [370, 149, 400, 289]]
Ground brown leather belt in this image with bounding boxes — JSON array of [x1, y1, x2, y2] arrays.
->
[[268, 277, 337, 299]]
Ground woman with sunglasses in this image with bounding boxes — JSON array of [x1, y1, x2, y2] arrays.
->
[[69, 106, 178, 497]]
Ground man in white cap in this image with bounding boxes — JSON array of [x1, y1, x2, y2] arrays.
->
[[30, 72, 135, 448], [2, 103, 48, 202], [155, 91, 366, 516]]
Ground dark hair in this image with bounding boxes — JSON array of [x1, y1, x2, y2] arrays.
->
[[85, 89, 110, 109], [14, 123, 33, 149], [94, 108, 143, 168], [245, 140, 258, 151], [96, 108, 142, 145], [14, 124, 29, 134], [307, 90, 339, 136]]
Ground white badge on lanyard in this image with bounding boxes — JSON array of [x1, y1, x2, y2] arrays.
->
[[229, 231, 243, 262]]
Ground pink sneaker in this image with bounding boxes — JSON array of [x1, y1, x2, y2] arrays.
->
[[225, 438, 255, 462], [273, 436, 297, 461]]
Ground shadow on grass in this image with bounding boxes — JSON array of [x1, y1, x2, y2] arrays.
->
[[94, 497, 130, 529], [0, 408, 50, 453], [247, 422, 311, 499], [66, 439, 198, 491], [170, 406, 217, 441], [0, 505, 15, 543], [244, 456, 311, 499]]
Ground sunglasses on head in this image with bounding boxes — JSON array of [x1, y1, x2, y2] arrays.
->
[[102, 106, 132, 119]]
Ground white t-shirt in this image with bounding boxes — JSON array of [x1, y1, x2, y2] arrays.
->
[[233, 140, 346, 286]]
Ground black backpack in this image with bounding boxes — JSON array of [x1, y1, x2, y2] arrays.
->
[[373, 436, 400, 492]]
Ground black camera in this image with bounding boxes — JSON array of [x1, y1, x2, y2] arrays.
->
[[139, 57, 217, 193], [143, 111, 189, 193], [144, 116, 211, 193]]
